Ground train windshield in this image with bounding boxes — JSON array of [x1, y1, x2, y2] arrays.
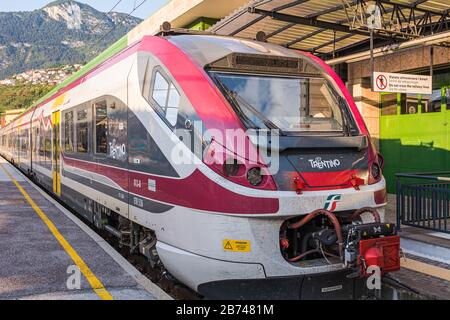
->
[[212, 73, 356, 135]]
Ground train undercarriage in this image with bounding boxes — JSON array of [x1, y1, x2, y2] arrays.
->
[[78, 193, 401, 300]]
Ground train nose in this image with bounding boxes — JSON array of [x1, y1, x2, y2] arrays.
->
[[270, 150, 370, 192], [286, 150, 368, 191]]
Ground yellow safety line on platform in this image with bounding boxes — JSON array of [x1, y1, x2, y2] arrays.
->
[[0, 163, 113, 300], [401, 258, 450, 282]]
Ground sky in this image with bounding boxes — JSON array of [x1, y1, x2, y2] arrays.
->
[[0, 0, 169, 19]]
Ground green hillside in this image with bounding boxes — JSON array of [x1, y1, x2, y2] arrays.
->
[[0, 83, 54, 113], [0, 0, 141, 80]]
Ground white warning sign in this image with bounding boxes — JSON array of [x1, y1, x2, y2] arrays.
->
[[373, 72, 432, 95]]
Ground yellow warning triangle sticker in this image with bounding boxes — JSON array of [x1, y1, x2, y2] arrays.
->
[[224, 241, 233, 250]]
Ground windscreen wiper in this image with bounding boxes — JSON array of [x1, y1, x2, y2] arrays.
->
[[233, 94, 282, 133], [213, 77, 258, 130], [213, 75, 283, 134], [338, 96, 354, 136]]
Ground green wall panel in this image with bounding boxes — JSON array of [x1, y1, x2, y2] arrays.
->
[[184, 17, 219, 31], [380, 87, 450, 193]]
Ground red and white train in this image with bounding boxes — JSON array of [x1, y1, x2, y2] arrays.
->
[[0, 31, 400, 299]]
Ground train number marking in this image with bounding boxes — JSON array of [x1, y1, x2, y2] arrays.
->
[[133, 197, 144, 208], [133, 179, 142, 188], [223, 239, 251, 252]]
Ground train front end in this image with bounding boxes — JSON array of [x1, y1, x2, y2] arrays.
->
[[158, 35, 400, 299]]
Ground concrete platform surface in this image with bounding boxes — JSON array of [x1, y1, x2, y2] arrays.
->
[[0, 158, 171, 300], [391, 254, 450, 300], [400, 226, 450, 249]]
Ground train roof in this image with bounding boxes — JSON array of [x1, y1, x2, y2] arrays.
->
[[167, 34, 304, 68]]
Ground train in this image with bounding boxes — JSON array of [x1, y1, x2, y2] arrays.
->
[[0, 30, 400, 300]]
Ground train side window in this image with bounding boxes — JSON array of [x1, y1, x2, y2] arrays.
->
[[39, 121, 45, 162], [33, 127, 38, 154], [64, 111, 74, 152], [76, 108, 89, 153], [45, 127, 51, 164], [21, 129, 28, 152], [149, 70, 180, 127], [95, 100, 108, 154]]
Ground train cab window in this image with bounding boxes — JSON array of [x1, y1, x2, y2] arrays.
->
[[166, 84, 181, 126], [152, 72, 170, 107], [149, 70, 180, 127], [64, 111, 74, 152], [95, 101, 108, 154], [76, 108, 89, 153], [212, 73, 352, 134]]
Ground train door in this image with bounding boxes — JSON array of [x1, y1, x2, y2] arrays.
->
[[52, 111, 61, 196]]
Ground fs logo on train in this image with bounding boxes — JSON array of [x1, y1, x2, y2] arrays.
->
[[323, 194, 342, 212]]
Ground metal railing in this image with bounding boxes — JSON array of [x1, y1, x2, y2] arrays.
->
[[396, 172, 450, 234]]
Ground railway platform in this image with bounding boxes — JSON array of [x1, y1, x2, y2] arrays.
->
[[0, 157, 171, 300]]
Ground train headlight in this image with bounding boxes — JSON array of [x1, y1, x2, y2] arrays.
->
[[247, 167, 263, 186], [371, 162, 381, 180]]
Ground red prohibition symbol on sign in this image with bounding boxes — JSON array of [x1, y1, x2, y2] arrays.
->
[[376, 74, 388, 90]]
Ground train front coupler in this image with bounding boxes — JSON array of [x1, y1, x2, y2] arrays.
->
[[280, 208, 401, 278], [342, 220, 401, 278]]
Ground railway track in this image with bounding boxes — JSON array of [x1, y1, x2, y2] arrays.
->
[[102, 232, 202, 300]]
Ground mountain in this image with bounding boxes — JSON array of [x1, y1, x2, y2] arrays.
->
[[0, 0, 142, 79]]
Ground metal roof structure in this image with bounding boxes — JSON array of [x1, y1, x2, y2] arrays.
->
[[210, 0, 450, 59]]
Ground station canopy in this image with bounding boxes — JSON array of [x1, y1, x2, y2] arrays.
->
[[209, 0, 450, 59]]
